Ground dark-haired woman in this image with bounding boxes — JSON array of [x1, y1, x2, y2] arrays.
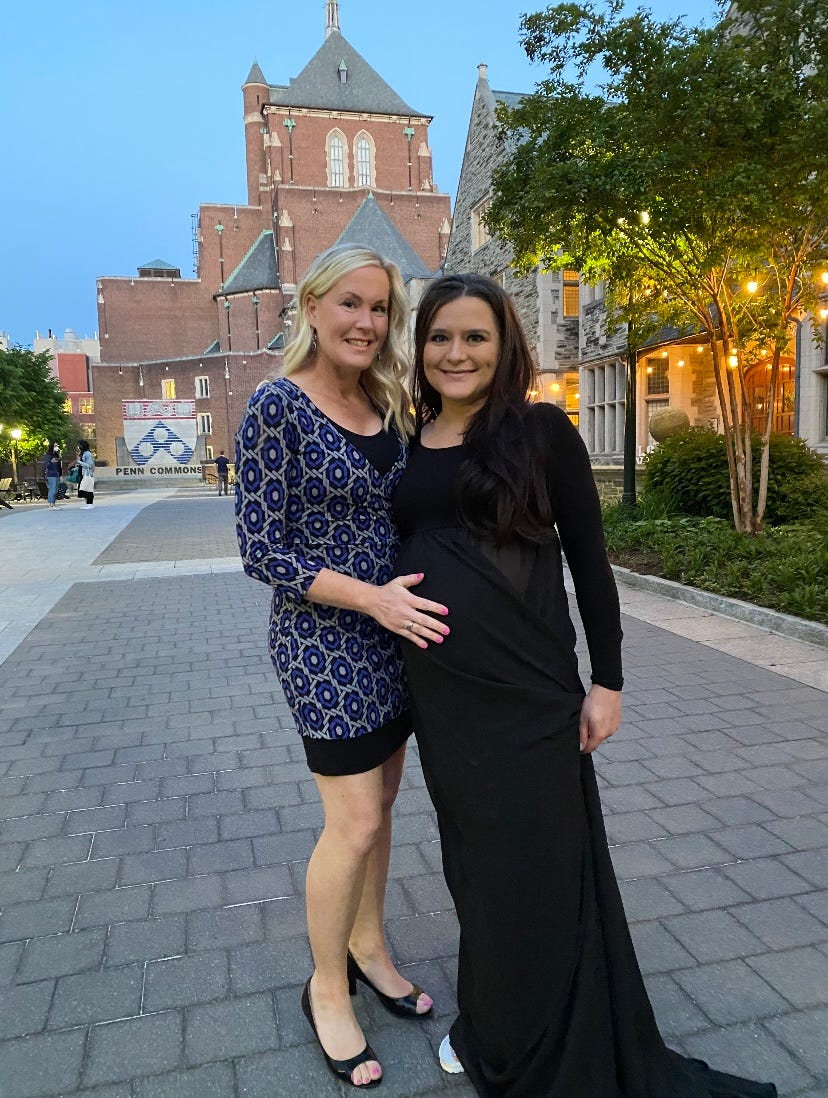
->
[[392, 273, 776, 1097], [76, 441, 95, 506]]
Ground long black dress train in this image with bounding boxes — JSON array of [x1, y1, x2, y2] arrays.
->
[[392, 405, 776, 1098]]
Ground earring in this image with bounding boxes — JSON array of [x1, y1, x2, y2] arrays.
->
[[310, 328, 318, 355]]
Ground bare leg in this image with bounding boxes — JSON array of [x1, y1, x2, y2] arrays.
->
[[349, 744, 432, 1011], [305, 766, 385, 1086]]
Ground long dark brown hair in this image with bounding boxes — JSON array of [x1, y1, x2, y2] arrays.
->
[[412, 273, 554, 544]]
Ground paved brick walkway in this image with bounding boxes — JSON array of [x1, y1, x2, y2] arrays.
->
[[0, 494, 826, 1097]]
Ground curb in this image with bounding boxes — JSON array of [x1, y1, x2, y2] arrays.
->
[[611, 565, 828, 650]]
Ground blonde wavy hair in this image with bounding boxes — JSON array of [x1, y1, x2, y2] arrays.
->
[[282, 244, 413, 438]]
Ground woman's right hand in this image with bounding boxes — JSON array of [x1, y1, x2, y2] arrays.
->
[[368, 574, 450, 649]]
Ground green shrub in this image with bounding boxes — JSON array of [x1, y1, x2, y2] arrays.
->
[[601, 505, 828, 624], [641, 428, 828, 525]]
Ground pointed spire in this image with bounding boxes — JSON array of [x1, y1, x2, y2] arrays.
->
[[244, 60, 267, 85], [325, 0, 340, 38]]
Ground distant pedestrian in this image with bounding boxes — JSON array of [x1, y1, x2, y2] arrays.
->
[[44, 442, 62, 508], [76, 441, 95, 507], [215, 450, 230, 495]]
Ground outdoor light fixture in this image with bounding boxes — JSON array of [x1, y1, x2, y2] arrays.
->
[[728, 353, 739, 369], [746, 279, 759, 294]]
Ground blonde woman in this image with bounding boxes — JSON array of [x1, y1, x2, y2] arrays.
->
[[236, 245, 449, 1088]]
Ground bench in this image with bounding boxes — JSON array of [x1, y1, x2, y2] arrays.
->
[[0, 477, 14, 509]]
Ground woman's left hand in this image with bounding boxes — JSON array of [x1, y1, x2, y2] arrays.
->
[[579, 685, 622, 754]]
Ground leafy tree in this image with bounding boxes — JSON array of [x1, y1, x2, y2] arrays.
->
[[487, 0, 828, 532], [0, 345, 71, 472]]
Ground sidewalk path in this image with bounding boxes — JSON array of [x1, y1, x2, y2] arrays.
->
[[0, 492, 825, 1097]]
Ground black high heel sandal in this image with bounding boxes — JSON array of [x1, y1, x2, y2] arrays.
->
[[301, 979, 382, 1088], [347, 952, 433, 1019]]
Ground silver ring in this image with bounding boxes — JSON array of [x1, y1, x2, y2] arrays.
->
[[405, 621, 415, 632]]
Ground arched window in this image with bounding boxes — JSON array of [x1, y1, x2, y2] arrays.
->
[[327, 131, 345, 188], [354, 132, 374, 187]]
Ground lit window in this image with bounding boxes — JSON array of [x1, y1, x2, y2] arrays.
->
[[471, 196, 492, 251], [162, 378, 176, 400], [328, 132, 345, 188], [563, 270, 580, 318], [645, 357, 669, 396], [195, 375, 210, 399], [78, 398, 94, 415], [355, 134, 373, 187], [63, 397, 73, 414], [197, 413, 212, 435]]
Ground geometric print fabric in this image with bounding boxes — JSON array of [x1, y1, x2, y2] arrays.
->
[[235, 377, 408, 739]]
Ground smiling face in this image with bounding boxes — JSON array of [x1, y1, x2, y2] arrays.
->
[[422, 295, 500, 415], [305, 265, 390, 376]]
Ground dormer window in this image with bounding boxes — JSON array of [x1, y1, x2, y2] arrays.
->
[[338, 60, 348, 84]]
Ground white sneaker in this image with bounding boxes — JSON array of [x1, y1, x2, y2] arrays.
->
[[438, 1035, 464, 1074]]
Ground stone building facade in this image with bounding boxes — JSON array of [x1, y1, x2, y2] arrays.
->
[[444, 65, 581, 424], [92, 1, 451, 470]]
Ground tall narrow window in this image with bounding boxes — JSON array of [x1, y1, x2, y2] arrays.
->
[[562, 270, 580, 317], [195, 375, 210, 399], [197, 413, 212, 435], [162, 378, 176, 400], [471, 196, 492, 251], [328, 132, 345, 188], [355, 133, 373, 187]]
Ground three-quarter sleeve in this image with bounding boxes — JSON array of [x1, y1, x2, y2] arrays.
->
[[235, 383, 327, 601], [533, 404, 623, 690]]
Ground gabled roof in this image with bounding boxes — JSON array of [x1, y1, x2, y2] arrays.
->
[[268, 31, 424, 117], [221, 231, 279, 295], [334, 194, 433, 282]]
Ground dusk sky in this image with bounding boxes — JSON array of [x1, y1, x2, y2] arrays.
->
[[1, 0, 718, 348]]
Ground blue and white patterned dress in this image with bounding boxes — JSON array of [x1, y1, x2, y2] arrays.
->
[[235, 377, 409, 740]]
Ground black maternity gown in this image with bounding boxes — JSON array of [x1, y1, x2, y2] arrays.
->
[[392, 403, 776, 1098]]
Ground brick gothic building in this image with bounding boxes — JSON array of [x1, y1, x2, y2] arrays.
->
[[92, 1, 451, 470]]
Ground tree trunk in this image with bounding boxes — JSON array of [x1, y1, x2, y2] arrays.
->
[[755, 346, 782, 531]]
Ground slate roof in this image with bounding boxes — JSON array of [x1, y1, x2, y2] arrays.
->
[[334, 194, 434, 282], [203, 340, 221, 355], [221, 231, 279, 295], [268, 31, 424, 117], [244, 61, 267, 85]]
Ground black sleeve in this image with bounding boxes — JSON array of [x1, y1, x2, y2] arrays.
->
[[531, 404, 623, 690]]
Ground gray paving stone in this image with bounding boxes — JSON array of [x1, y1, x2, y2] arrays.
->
[[609, 841, 676, 880], [0, 895, 77, 942], [386, 911, 459, 965], [222, 863, 294, 905], [662, 910, 765, 964], [188, 838, 254, 875], [674, 958, 787, 1025], [0, 1027, 86, 1098], [682, 1022, 813, 1093], [44, 787, 105, 812], [105, 915, 186, 966], [618, 877, 687, 921], [252, 830, 317, 865], [49, 964, 143, 1028], [186, 791, 244, 817], [0, 940, 23, 983], [765, 815, 828, 851], [118, 848, 187, 886], [712, 825, 796, 859], [731, 897, 828, 949], [17, 927, 106, 982], [75, 884, 152, 928], [0, 867, 48, 904], [781, 849, 828, 889], [92, 824, 155, 857], [188, 905, 265, 951], [85, 1011, 183, 1086], [134, 1062, 235, 1098], [796, 888, 828, 923], [721, 858, 814, 900], [765, 1008, 828, 1077], [64, 805, 128, 834], [143, 950, 229, 1011], [45, 855, 120, 897], [155, 817, 218, 849], [649, 834, 734, 871], [152, 873, 224, 915], [127, 798, 186, 826], [0, 979, 54, 1038], [184, 992, 280, 1064], [261, 895, 309, 941], [229, 936, 313, 993], [161, 774, 216, 798], [1, 813, 66, 842], [234, 1046, 342, 1097], [660, 868, 753, 912], [20, 833, 92, 867], [643, 973, 710, 1037], [746, 946, 828, 1009]]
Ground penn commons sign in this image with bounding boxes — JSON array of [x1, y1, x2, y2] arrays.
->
[[114, 465, 204, 476], [122, 400, 197, 467]]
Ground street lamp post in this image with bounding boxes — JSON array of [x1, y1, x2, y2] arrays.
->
[[10, 428, 22, 486]]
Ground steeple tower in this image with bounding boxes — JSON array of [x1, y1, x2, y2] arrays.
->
[[325, 0, 340, 38]]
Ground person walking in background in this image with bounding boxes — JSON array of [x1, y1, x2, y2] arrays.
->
[[235, 244, 447, 1088], [392, 273, 776, 1098], [44, 442, 62, 508], [215, 450, 230, 495], [76, 441, 95, 507]]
